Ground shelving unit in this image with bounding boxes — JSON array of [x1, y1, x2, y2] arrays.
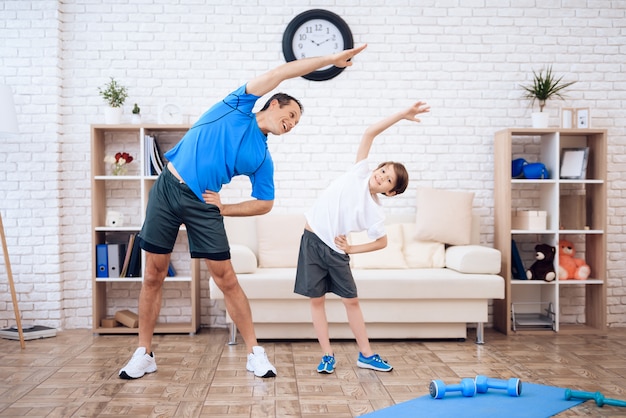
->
[[493, 128, 607, 335], [91, 124, 200, 334]]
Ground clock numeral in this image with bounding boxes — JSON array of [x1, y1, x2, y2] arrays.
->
[[298, 33, 307, 41], [305, 25, 313, 34], [297, 42, 303, 50], [314, 23, 323, 32]]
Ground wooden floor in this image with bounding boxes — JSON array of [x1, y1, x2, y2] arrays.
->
[[0, 327, 625, 417]]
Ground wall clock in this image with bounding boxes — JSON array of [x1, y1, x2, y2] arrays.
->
[[282, 9, 354, 81], [159, 103, 183, 124]]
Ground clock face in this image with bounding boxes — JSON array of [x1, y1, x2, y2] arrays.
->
[[291, 19, 345, 70], [282, 9, 354, 81], [159, 103, 183, 124]]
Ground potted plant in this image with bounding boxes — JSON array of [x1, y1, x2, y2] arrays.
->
[[521, 66, 576, 128], [131, 103, 141, 124], [98, 77, 128, 124]]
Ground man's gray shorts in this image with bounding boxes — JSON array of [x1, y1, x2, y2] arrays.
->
[[294, 229, 357, 299], [138, 165, 230, 260]]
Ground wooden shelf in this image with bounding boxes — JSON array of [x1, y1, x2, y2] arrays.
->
[[91, 124, 200, 335], [94, 322, 197, 334], [493, 128, 607, 335]]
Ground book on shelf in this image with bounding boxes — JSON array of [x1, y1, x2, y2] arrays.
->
[[511, 239, 527, 280], [119, 233, 136, 277], [144, 135, 166, 176], [126, 234, 142, 277]]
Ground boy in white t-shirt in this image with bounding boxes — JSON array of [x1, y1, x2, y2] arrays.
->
[[294, 101, 431, 374]]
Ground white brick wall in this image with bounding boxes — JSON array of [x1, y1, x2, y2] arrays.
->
[[1, 1, 625, 331]]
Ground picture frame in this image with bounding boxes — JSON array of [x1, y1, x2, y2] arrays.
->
[[511, 239, 527, 280], [560, 107, 574, 129], [560, 147, 589, 179], [576, 108, 590, 128]]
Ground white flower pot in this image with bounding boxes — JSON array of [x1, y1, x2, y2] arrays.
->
[[131, 114, 141, 124], [104, 106, 123, 124], [531, 112, 549, 128]]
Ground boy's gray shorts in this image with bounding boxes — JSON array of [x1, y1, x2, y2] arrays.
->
[[294, 229, 357, 299]]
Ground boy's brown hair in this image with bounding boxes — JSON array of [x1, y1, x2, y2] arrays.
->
[[377, 161, 409, 196]]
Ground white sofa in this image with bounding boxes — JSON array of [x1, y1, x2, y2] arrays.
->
[[210, 196, 505, 344]]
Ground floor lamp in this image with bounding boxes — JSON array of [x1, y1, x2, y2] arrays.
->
[[0, 85, 25, 349]]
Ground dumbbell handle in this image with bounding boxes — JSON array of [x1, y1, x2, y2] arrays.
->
[[475, 375, 522, 397], [565, 389, 626, 408]]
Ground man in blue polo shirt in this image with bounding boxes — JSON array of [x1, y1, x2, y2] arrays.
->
[[119, 44, 367, 380]]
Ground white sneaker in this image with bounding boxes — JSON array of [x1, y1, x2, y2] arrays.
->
[[246, 346, 277, 378], [119, 347, 157, 379]]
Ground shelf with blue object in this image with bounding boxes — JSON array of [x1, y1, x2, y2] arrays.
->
[[493, 128, 607, 335], [91, 124, 200, 335]]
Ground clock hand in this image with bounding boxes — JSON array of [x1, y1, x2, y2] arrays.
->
[[311, 38, 331, 46]]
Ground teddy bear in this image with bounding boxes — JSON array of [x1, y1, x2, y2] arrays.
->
[[526, 243, 556, 282], [558, 239, 591, 280]]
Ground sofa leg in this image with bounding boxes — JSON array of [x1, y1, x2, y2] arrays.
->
[[475, 323, 485, 345], [228, 323, 238, 345]]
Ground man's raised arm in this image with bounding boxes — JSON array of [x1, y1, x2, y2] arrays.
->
[[246, 44, 367, 97]]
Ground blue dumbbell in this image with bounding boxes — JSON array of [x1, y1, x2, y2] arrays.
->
[[475, 375, 522, 397], [565, 388, 626, 408], [429, 378, 477, 399]]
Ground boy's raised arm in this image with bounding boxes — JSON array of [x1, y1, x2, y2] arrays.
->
[[356, 101, 430, 162]]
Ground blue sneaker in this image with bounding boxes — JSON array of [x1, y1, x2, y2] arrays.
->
[[357, 353, 393, 372], [317, 354, 336, 374]]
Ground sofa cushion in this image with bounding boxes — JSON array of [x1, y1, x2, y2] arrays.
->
[[230, 244, 257, 274], [401, 223, 445, 268], [212, 268, 504, 300], [350, 223, 407, 269], [256, 213, 305, 268], [445, 245, 501, 274], [415, 187, 475, 246]]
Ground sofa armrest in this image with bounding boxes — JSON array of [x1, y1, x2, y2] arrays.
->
[[230, 244, 257, 274], [445, 245, 501, 274]]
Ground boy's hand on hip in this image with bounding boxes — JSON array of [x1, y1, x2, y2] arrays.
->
[[334, 235, 350, 253]]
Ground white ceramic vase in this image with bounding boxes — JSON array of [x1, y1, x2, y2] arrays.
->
[[104, 106, 123, 124], [131, 114, 141, 124], [531, 112, 549, 128]]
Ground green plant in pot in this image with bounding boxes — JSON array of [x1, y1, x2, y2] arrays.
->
[[521, 66, 576, 128], [131, 103, 141, 124], [98, 77, 128, 124]]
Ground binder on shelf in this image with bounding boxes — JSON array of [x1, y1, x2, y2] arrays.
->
[[167, 263, 176, 277], [126, 235, 142, 277], [107, 243, 126, 278], [96, 244, 108, 278]]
